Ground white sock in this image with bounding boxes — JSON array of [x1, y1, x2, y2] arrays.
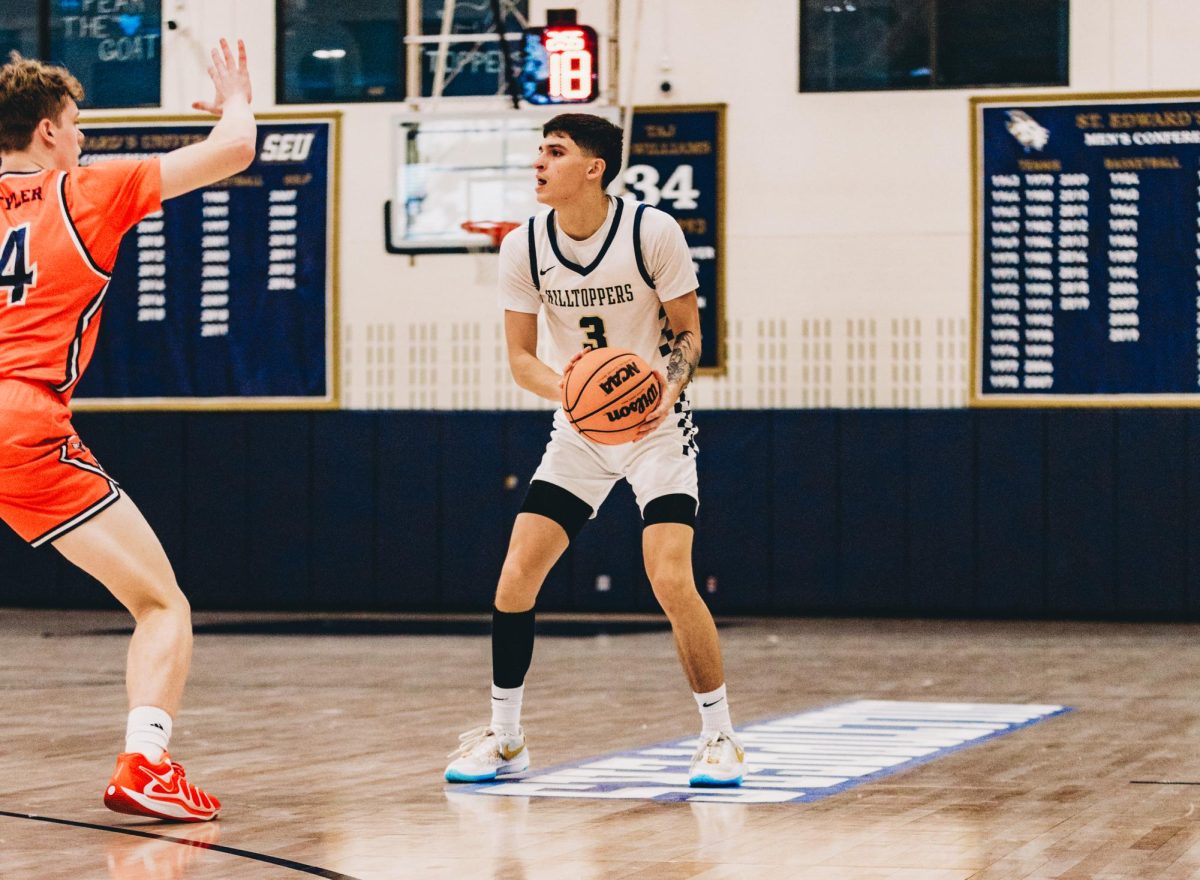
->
[[693, 684, 734, 736], [490, 684, 524, 736], [125, 706, 172, 763]]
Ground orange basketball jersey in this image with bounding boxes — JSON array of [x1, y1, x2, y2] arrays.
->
[[0, 159, 160, 400]]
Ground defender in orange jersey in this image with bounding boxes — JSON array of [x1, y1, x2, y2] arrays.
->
[[0, 39, 256, 821]]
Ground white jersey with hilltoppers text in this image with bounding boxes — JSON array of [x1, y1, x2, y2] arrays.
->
[[499, 194, 699, 377]]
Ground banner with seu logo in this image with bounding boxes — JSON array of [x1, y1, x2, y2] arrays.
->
[[72, 116, 337, 409]]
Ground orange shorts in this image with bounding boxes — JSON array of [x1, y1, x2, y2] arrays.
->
[[0, 379, 120, 546]]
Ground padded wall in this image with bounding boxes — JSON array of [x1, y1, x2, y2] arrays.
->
[[0, 410, 1192, 619]]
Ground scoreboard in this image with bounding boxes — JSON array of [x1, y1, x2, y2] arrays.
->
[[72, 114, 339, 410], [519, 24, 600, 104], [973, 93, 1200, 405]]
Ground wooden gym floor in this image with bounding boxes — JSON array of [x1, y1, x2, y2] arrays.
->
[[2, 609, 1200, 879]]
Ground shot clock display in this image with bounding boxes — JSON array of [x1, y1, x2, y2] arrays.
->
[[519, 24, 599, 104]]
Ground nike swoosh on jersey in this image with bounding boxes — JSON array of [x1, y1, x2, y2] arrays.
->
[[539, 266, 556, 275]]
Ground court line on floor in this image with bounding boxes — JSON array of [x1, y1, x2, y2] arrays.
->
[[0, 810, 363, 880], [1130, 780, 1200, 785]]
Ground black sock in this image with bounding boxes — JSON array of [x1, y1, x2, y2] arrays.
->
[[492, 606, 536, 689]]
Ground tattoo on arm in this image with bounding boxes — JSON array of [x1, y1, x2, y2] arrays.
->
[[666, 330, 700, 388]]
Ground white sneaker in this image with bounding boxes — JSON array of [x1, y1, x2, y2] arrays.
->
[[688, 731, 746, 787], [444, 726, 530, 783]]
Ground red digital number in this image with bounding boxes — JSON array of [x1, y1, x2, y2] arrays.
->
[[544, 27, 595, 102]]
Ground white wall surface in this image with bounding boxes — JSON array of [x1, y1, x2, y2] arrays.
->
[[108, 0, 1200, 408]]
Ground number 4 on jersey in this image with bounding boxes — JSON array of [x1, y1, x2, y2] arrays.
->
[[0, 225, 36, 306]]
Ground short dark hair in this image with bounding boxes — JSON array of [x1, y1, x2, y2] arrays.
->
[[543, 113, 623, 189]]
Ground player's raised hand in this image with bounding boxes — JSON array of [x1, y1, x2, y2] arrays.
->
[[192, 38, 252, 116]]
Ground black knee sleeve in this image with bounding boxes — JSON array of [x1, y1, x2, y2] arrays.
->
[[642, 493, 697, 528], [492, 606, 536, 689], [519, 479, 592, 540]]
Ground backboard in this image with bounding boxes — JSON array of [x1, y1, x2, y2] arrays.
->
[[386, 106, 621, 254]]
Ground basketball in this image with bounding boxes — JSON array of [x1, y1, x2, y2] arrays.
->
[[562, 348, 663, 445]]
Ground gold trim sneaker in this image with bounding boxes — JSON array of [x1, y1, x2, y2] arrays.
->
[[688, 731, 746, 787], [445, 726, 529, 783]]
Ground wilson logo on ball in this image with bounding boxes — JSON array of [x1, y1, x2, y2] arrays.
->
[[606, 383, 659, 421]]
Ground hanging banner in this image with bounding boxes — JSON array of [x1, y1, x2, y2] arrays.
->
[[72, 113, 339, 410], [628, 104, 726, 375], [972, 92, 1200, 405]]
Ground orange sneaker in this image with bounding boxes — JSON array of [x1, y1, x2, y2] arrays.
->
[[103, 752, 221, 822]]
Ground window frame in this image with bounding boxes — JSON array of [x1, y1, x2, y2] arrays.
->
[[274, 0, 408, 105], [0, 0, 163, 109], [799, 0, 1070, 94], [275, 0, 531, 105]]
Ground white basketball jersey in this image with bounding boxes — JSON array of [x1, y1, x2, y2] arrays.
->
[[521, 195, 692, 374]]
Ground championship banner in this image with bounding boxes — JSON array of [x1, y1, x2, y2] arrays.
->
[[628, 104, 725, 375], [72, 114, 339, 410], [972, 92, 1200, 405]]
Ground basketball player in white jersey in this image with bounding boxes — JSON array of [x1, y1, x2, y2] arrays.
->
[[445, 113, 745, 787]]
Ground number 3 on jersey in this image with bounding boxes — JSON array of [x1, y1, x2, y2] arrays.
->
[[579, 316, 608, 349], [0, 225, 36, 306]]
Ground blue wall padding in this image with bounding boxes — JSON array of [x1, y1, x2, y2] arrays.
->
[[0, 409, 1192, 619]]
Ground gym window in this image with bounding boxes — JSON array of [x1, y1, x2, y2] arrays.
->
[[800, 0, 1069, 92], [0, 0, 162, 108], [277, 0, 404, 103], [276, 0, 529, 104]]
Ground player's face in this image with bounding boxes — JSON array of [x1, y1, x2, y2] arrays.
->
[[46, 99, 84, 170], [533, 133, 601, 206]]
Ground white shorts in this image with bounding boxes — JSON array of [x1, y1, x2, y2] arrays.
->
[[531, 393, 699, 516]]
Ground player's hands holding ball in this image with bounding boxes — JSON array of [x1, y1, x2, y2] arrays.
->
[[192, 38, 252, 116], [558, 349, 589, 396]]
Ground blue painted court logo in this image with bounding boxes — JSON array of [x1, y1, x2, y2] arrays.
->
[[456, 700, 1069, 804]]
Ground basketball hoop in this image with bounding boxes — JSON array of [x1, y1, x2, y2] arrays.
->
[[461, 220, 522, 250], [462, 220, 520, 283]]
